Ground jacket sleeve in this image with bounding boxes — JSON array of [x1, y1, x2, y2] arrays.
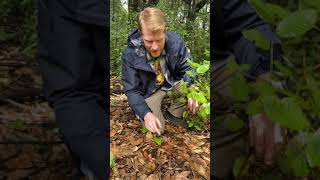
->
[[121, 50, 151, 120], [223, 0, 282, 77]]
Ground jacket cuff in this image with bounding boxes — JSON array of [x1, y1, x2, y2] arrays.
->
[[132, 103, 151, 120]]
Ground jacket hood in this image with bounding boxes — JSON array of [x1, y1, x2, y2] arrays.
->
[[127, 29, 143, 48]]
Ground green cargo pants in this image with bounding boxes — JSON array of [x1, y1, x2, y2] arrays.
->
[[140, 83, 186, 134]]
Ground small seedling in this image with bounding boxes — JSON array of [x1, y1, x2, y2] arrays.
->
[[153, 134, 162, 145], [140, 127, 162, 145]]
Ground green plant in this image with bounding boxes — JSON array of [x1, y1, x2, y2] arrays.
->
[[140, 127, 163, 145], [223, 0, 320, 178], [179, 55, 210, 130]]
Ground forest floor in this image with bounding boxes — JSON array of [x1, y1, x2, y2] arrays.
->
[[0, 45, 210, 180], [110, 80, 210, 180], [0, 45, 82, 179]]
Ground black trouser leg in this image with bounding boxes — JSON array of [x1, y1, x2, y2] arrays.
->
[[37, 1, 109, 179]]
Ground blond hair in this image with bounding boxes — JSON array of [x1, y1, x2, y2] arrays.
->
[[138, 7, 166, 33]]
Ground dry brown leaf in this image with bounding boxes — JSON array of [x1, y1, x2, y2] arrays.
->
[[130, 137, 144, 146], [111, 146, 120, 156], [145, 161, 156, 174], [110, 129, 117, 137], [189, 156, 210, 179], [174, 171, 191, 180], [146, 131, 153, 140], [145, 174, 160, 180]]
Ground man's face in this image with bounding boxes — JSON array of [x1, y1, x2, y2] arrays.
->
[[141, 26, 165, 58]]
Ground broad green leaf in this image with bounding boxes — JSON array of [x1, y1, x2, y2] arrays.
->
[[187, 59, 199, 69], [181, 80, 188, 94], [302, 0, 320, 11], [306, 76, 320, 112], [183, 111, 188, 118], [305, 135, 320, 167], [140, 127, 148, 134], [225, 61, 239, 72], [193, 119, 204, 130], [279, 146, 309, 177], [203, 60, 210, 65], [188, 120, 194, 127], [205, 103, 210, 116], [233, 156, 249, 177], [238, 64, 251, 72], [262, 96, 310, 131], [153, 135, 162, 145], [249, 0, 290, 25], [198, 106, 207, 118], [252, 82, 276, 97], [242, 29, 270, 50], [186, 70, 195, 78], [277, 10, 317, 38], [274, 61, 293, 77], [192, 91, 207, 103], [246, 99, 263, 115], [196, 64, 209, 74], [230, 74, 249, 102], [225, 116, 245, 131]]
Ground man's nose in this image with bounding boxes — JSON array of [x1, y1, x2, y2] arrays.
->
[[151, 42, 159, 50]]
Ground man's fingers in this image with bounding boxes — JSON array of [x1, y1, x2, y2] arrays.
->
[[155, 118, 162, 130], [188, 99, 199, 114], [255, 126, 265, 160], [192, 101, 196, 114], [264, 140, 275, 165], [146, 124, 154, 133], [188, 99, 192, 112], [155, 118, 162, 135]]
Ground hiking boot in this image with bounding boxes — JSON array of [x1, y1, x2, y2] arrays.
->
[[163, 110, 189, 129]]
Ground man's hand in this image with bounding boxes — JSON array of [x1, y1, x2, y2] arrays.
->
[[188, 98, 199, 114], [249, 114, 284, 165], [144, 112, 162, 135]]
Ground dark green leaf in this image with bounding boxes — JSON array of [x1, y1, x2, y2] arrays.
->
[[249, 0, 290, 25], [246, 99, 263, 115], [196, 64, 209, 74], [230, 74, 249, 102], [302, 0, 320, 11], [277, 10, 317, 38], [305, 135, 320, 167], [279, 146, 309, 177], [306, 76, 320, 112], [225, 116, 245, 131], [233, 156, 249, 177], [262, 96, 310, 131], [274, 61, 293, 77], [242, 29, 270, 50]]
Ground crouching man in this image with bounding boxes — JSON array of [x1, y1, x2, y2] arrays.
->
[[122, 7, 198, 135]]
